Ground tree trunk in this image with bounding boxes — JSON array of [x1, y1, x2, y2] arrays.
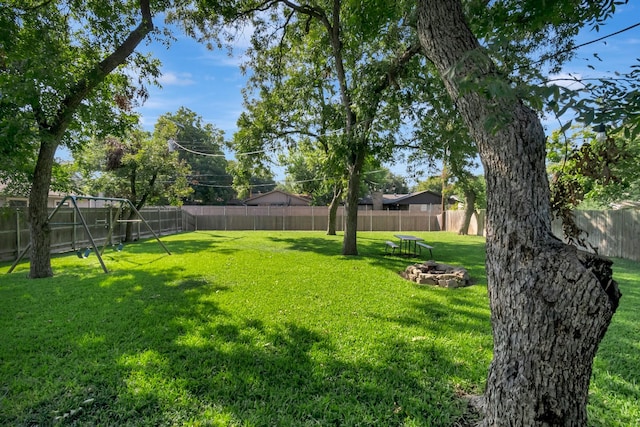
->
[[341, 144, 365, 255], [440, 197, 447, 231], [326, 184, 342, 235], [124, 168, 139, 242], [124, 211, 135, 242], [28, 138, 57, 278], [459, 188, 477, 235], [417, 1, 621, 425], [124, 171, 156, 242]]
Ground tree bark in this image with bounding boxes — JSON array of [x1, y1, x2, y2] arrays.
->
[[28, 137, 57, 278], [459, 188, 476, 235], [326, 184, 342, 235], [341, 142, 365, 255], [416, 1, 621, 425]]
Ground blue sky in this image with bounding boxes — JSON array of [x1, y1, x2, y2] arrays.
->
[[133, 5, 640, 184]]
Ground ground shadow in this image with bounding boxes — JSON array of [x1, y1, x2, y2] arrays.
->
[[0, 263, 470, 426]]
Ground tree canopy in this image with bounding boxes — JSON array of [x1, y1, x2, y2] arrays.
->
[[0, 0, 163, 277], [160, 107, 234, 205], [182, 0, 424, 253], [75, 127, 192, 207]]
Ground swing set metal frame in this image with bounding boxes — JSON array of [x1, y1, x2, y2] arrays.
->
[[8, 195, 171, 274]]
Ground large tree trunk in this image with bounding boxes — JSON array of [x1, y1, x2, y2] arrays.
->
[[417, 1, 621, 425], [341, 143, 365, 255], [326, 184, 342, 235], [28, 138, 57, 278]]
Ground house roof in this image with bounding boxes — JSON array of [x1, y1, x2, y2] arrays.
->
[[360, 190, 453, 205], [243, 189, 311, 206]]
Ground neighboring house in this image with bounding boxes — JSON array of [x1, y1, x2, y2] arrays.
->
[[359, 190, 454, 211], [0, 194, 28, 208], [243, 190, 311, 206], [0, 185, 99, 208]]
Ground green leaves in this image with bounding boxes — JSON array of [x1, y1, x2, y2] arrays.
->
[[547, 125, 640, 214], [74, 124, 193, 207]]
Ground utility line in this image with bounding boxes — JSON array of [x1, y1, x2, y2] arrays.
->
[[176, 169, 388, 189], [170, 139, 279, 157], [169, 118, 377, 158], [572, 21, 640, 52], [529, 20, 640, 69]]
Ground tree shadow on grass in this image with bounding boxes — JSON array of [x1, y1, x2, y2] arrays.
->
[[0, 265, 472, 426], [265, 234, 344, 257]]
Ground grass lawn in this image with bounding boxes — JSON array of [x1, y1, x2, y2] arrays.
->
[[0, 231, 638, 426]]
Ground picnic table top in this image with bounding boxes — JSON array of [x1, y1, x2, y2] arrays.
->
[[393, 234, 424, 241]]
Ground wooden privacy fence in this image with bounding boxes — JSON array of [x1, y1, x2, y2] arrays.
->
[[550, 209, 640, 262], [2, 206, 639, 262], [0, 206, 183, 262], [181, 205, 443, 233], [446, 209, 640, 262]]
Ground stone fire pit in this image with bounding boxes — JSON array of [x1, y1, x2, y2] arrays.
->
[[401, 260, 471, 288]]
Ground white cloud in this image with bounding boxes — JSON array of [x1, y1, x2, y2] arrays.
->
[[158, 71, 195, 86], [546, 73, 586, 90], [195, 48, 248, 69], [225, 22, 255, 50]]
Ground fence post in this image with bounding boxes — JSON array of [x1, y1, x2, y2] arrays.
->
[[15, 208, 21, 258], [72, 208, 77, 250], [252, 206, 256, 231], [370, 205, 373, 232]]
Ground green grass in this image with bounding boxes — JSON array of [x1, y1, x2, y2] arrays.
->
[[587, 257, 640, 426], [0, 231, 637, 426]]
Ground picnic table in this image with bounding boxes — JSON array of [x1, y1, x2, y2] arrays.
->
[[393, 234, 424, 256]]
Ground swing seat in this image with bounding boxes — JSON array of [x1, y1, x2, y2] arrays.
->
[[116, 243, 124, 252], [83, 248, 91, 258]]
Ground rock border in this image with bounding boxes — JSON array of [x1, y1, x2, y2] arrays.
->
[[400, 260, 472, 288]]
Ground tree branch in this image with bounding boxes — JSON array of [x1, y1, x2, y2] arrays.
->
[[15, 0, 56, 12], [373, 43, 422, 96], [48, 0, 154, 136], [280, 0, 327, 22]]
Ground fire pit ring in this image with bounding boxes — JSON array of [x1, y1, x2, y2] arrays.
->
[[400, 261, 472, 288]]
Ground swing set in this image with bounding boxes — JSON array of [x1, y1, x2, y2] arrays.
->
[[8, 195, 171, 274]]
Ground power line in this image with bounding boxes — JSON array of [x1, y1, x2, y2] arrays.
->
[[572, 21, 640, 52], [182, 168, 388, 189], [168, 118, 378, 159], [530, 20, 640, 69], [170, 139, 280, 157]]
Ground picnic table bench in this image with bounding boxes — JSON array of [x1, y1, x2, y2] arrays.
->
[[385, 240, 400, 254], [416, 241, 434, 259]]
